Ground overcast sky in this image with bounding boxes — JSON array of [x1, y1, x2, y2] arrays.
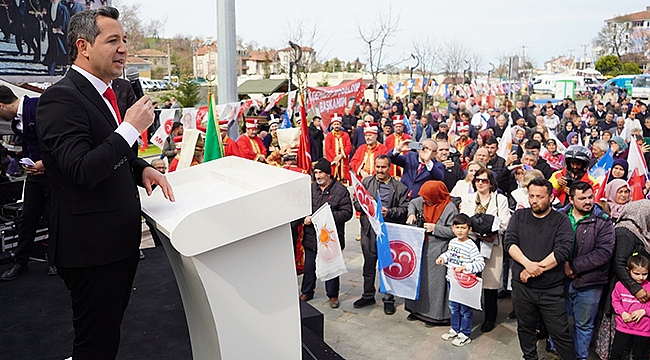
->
[[131, 0, 643, 70]]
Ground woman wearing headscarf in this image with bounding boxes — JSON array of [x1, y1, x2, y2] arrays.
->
[[597, 201, 650, 359], [565, 131, 580, 147], [605, 179, 632, 221], [459, 168, 511, 333], [558, 121, 575, 144], [607, 159, 629, 183], [609, 136, 629, 161], [405, 180, 458, 326]]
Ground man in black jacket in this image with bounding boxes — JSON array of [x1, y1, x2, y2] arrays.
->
[[436, 140, 464, 192], [300, 158, 353, 308], [352, 155, 408, 314]]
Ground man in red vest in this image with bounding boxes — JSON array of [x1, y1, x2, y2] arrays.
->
[[237, 118, 266, 162]]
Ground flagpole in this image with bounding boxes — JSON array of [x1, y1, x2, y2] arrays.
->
[[216, 0, 239, 140]]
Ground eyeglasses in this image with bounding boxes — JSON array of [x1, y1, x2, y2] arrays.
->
[[473, 178, 489, 184], [155, 166, 167, 170]]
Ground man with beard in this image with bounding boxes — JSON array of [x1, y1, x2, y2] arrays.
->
[[383, 116, 411, 178], [485, 137, 506, 175], [262, 116, 279, 153], [324, 114, 352, 184], [504, 177, 575, 360], [455, 125, 473, 170], [352, 155, 408, 314], [350, 122, 388, 180], [237, 118, 266, 162], [554, 182, 615, 360]]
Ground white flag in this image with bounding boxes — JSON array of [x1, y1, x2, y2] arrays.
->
[[350, 171, 381, 234], [150, 109, 178, 149], [448, 270, 483, 310], [379, 223, 425, 300], [311, 203, 347, 281]]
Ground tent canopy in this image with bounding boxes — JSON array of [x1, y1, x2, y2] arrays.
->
[[237, 79, 295, 96]]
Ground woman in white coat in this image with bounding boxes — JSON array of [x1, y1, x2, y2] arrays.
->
[[459, 167, 511, 333]]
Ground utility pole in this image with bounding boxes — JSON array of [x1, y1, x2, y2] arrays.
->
[[582, 44, 589, 69], [216, 0, 238, 139], [166, 41, 171, 80]]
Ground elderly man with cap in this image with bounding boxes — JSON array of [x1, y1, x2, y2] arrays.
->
[[350, 122, 389, 181], [262, 115, 280, 153], [237, 118, 267, 162], [219, 120, 240, 157], [325, 113, 353, 184], [384, 115, 412, 179], [300, 158, 353, 308]]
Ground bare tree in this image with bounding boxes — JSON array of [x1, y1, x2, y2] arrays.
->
[[113, 0, 145, 50], [593, 16, 632, 59], [491, 52, 510, 79], [440, 38, 470, 82], [281, 15, 329, 90], [467, 53, 483, 80], [358, 7, 400, 101], [411, 37, 439, 108]]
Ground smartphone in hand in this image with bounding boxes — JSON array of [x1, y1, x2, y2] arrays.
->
[[20, 158, 35, 167]]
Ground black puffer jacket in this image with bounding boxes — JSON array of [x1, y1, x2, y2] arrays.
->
[[302, 179, 353, 252]]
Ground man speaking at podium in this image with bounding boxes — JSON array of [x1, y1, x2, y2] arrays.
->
[[36, 7, 174, 359]]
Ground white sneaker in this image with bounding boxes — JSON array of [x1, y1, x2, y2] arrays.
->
[[452, 333, 471, 346], [441, 328, 458, 341]]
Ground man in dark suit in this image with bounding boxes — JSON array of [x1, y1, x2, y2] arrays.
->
[[388, 139, 444, 199], [510, 100, 526, 126], [35, 7, 174, 359], [352, 154, 408, 314], [0, 86, 53, 281], [7, 0, 25, 54]]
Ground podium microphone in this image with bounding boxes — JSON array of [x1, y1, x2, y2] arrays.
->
[[125, 67, 145, 99]]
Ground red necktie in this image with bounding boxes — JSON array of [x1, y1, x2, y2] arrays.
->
[[103, 87, 122, 124], [417, 163, 424, 174]]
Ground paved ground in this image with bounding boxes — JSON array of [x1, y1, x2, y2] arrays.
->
[[289, 219, 601, 360]]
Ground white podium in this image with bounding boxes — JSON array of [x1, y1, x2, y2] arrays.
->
[[140, 157, 311, 359]]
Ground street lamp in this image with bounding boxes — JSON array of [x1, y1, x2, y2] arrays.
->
[[409, 54, 420, 101], [488, 62, 495, 84], [462, 60, 470, 85]]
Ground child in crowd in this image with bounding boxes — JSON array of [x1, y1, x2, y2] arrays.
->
[[611, 254, 650, 360], [435, 214, 485, 347]]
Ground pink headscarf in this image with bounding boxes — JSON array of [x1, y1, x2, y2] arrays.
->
[[606, 179, 631, 219]]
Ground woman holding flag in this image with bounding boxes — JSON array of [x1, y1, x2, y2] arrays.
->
[[404, 180, 458, 327]]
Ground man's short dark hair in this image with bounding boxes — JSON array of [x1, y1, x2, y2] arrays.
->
[[485, 137, 498, 146], [435, 132, 448, 141], [526, 177, 553, 195], [171, 121, 183, 132], [0, 85, 18, 105], [569, 181, 593, 198], [374, 154, 391, 165], [452, 213, 472, 226], [68, 6, 120, 64], [524, 139, 541, 150]]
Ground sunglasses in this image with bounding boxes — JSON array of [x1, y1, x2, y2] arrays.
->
[[473, 178, 489, 184]]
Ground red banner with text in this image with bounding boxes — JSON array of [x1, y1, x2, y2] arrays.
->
[[307, 79, 365, 129]]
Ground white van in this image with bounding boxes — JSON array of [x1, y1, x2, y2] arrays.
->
[[631, 75, 650, 99]]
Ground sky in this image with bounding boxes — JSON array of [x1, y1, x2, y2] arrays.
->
[[130, 0, 644, 71]]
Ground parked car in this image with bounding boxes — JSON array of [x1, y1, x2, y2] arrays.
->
[[163, 75, 180, 88], [140, 78, 154, 92], [154, 80, 168, 91], [631, 75, 650, 99], [602, 75, 634, 94]]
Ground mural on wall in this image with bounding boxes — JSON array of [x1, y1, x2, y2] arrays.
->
[[0, 0, 109, 76]]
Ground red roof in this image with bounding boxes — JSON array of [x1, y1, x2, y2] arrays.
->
[[277, 45, 314, 52], [196, 43, 217, 56], [606, 7, 650, 22], [247, 50, 278, 61], [133, 49, 167, 57], [126, 56, 151, 65]]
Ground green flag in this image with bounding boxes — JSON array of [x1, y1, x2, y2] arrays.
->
[[203, 94, 224, 162]]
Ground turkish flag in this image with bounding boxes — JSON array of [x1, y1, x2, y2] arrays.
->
[[627, 139, 648, 201], [296, 93, 312, 174]]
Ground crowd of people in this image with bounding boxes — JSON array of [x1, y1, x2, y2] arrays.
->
[[249, 91, 650, 359]]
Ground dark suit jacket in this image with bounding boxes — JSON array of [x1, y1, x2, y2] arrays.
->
[[36, 69, 149, 268], [11, 96, 42, 160], [354, 176, 408, 237], [387, 150, 444, 199]]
